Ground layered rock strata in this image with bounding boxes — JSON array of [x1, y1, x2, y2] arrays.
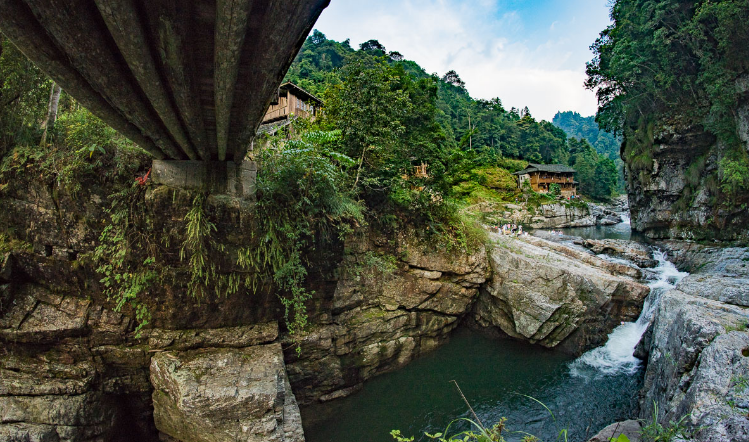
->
[[578, 238, 658, 268], [490, 202, 622, 229], [285, 229, 489, 404]]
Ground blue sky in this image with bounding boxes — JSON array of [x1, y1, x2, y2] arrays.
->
[[313, 0, 613, 121]]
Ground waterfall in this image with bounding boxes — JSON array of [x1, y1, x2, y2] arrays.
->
[[570, 249, 688, 377]]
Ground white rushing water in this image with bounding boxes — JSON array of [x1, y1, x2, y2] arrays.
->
[[570, 249, 689, 377]]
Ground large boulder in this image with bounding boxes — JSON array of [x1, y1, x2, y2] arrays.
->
[[639, 289, 749, 441], [588, 420, 642, 442], [579, 239, 657, 268], [150, 343, 303, 442], [473, 234, 649, 353]]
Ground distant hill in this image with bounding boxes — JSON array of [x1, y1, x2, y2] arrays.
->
[[552, 111, 621, 160]]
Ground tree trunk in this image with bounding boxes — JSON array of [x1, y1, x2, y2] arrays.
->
[[40, 82, 62, 146]]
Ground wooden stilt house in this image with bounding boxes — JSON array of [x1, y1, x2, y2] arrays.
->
[[513, 163, 578, 197]]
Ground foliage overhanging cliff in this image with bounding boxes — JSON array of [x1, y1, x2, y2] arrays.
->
[[586, 0, 749, 241]]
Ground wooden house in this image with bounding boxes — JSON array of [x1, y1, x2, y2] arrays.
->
[[262, 82, 322, 124], [513, 163, 578, 197]]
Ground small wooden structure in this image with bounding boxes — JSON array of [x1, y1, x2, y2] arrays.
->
[[262, 82, 322, 124], [513, 163, 577, 197], [413, 163, 428, 178]]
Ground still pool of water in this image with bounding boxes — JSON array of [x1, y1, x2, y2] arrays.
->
[[302, 329, 643, 442], [557, 214, 645, 241], [302, 220, 687, 442]]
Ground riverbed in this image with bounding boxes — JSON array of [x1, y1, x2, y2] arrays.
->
[[302, 220, 687, 442]]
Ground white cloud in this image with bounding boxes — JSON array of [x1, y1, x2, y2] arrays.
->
[[313, 0, 610, 121]]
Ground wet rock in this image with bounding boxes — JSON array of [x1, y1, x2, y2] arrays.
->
[[588, 420, 642, 442], [474, 234, 649, 353], [581, 239, 657, 268], [657, 242, 749, 307], [150, 343, 304, 442]]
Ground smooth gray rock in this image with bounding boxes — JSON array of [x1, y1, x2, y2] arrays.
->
[[588, 420, 642, 442], [474, 234, 649, 352], [581, 239, 657, 268], [150, 343, 304, 442], [639, 289, 749, 442]]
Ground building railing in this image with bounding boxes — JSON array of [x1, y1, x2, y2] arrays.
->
[[531, 177, 575, 185], [263, 106, 315, 123]]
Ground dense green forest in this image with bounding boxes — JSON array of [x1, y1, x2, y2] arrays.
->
[[552, 111, 625, 193], [586, 0, 749, 205], [552, 111, 621, 161], [285, 30, 621, 201]]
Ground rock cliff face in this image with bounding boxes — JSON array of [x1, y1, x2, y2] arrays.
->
[[0, 163, 679, 441], [489, 201, 622, 229], [285, 229, 489, 404], [636, 243, 749, 441], [623, 97, 749, 241], [0, 175, 491, 439], [473, 234, 649, 353]]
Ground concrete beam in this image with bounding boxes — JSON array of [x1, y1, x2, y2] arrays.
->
[[151, 160, 257, 199]]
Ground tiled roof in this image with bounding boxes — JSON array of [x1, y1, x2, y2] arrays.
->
[[513, 163, 576, 175]]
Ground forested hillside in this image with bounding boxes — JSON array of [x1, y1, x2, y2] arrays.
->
[[552, 111, 621, 161], [553, 111, 624, 193], [284, 30, 620, 201]]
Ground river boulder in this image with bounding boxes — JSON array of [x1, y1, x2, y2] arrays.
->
[[473, 234, 649, 353], [579, 239, 658, 268], [150, 342, 304, 442]]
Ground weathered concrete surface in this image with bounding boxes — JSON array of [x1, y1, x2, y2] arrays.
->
[[473, 234, 649, 353], [151, 160, 257, 198], [150, 343, 303, 442], [0, 0, 331, 162]]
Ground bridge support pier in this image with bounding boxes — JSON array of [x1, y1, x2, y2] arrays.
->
[[151, 160, 257, 199]]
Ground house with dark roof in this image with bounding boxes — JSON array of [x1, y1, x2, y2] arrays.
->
[[513, 163, 578, 197], [262, 82, 322, 125]]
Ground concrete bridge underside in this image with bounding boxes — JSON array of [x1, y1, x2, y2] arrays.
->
[[0, 0, 330, 164]]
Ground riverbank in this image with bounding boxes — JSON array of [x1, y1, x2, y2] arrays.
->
[[2, 183, 746, 442]]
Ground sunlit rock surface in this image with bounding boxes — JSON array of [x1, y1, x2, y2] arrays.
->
[[151, 342, 303, 442], [474, 234, 649, 353], [637, 242, 749, 441]]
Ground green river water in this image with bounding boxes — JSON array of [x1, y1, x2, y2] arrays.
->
[[303, 218, 684, 442], [302, 328, 643, 442]]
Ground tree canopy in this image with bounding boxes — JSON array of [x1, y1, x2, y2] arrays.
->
[[285, 31, 620, 201]]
